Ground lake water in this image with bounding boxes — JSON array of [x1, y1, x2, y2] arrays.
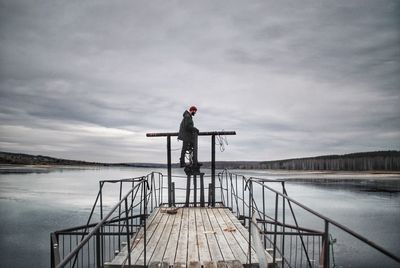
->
[[0, 167, 399, 268]]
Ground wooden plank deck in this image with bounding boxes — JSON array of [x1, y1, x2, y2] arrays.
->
[[106, 207, 263, 267]]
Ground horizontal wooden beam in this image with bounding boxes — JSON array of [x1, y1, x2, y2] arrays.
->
[[146, 131, 236, 137]]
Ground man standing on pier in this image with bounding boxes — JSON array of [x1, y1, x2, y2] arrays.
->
[[178, 106, 200, 168]]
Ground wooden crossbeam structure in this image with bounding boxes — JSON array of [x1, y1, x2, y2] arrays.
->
[[146, 131, 236, 207]]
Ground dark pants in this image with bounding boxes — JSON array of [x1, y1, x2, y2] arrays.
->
[[180, 132, 198, 165]]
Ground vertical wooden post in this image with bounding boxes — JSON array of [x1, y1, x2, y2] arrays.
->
[[211, 134, 216, 207], [167, 135, 172, 207]]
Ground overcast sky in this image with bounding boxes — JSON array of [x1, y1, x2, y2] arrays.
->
[[0, 0, 399, 163]]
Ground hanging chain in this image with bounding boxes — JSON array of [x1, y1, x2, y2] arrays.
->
[[215, 130, 229, 152]]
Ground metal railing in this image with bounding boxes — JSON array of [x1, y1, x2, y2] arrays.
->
[[50, 170, 213, 268], [50, 172, 163, 268], [51, 169, 400, 267], [216, 169, 400, 268]]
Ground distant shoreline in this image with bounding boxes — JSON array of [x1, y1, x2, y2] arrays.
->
[[1, 164, 400, 177], [0, 164, 101, 174]]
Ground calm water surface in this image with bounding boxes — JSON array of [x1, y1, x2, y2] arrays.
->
[[0, 167, 399, 268]]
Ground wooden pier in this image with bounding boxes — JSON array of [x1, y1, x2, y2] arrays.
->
[[105, 206, 267, 267], [50, 129, 400, 268]]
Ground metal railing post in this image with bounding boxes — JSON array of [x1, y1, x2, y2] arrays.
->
[[143, 181, 148, 266], [99, 182, 104, 266], [96, 230, 101, 268], [185, 174, 191, 207], [211, 134, 216, 207], [152, 173, 157, 208], [282, 181, 286, 268], [167, 135, 172, 207], [235, 174, 239, 217], [99, 182, 104, 220], [50, 233, 60, 268], [219, 173, 224, 205], [324, 221, 330, 268], [200, 173, 205, 207], [150, 174, 154, 210], [171, 182, 175, 206], [50, 235, 55, 268], [208, 183, 212, 205], [226, 171, 229, 208], [160, 173, 163, 205], [131, 180, 135, 236], [194, 174, 197, 207], [262, 181, 266, 249], [230, 173, 233, 210], [273, 192, 279, 264], [242, 177, 245, 221], [248, 179, 253, 265], [118, 181, 122, 252], [124, 198, 132, 267]]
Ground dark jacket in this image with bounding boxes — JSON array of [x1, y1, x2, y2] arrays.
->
[[178, 110, 198, 142]]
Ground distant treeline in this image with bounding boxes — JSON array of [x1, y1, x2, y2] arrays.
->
[[259, 151, 400, 171], [0, 151, 166, 168], [0, 151, 103, 166]]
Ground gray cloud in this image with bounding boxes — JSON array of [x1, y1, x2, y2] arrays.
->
[[0, 0, 399, 163]]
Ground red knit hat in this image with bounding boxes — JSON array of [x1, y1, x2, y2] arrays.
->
[[189, 106, 197, 112]]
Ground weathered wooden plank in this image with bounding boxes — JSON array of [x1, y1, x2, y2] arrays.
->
[[194, 208, 211, 262], [111, 207, 162, 264], [136, 211, 170, 264], [217, 208, 261, 263], [206, 209, 235, 261], [212, 209, 247, 264], [187, 207, 199, 262], [200, 208, 224, 261], [219, 208, 259, 263], [162, 208, 183, 264], [149, 207, 178, 263], [111, 207, 262, 267], [175, 207, 189, 263], [128, 209, 166, 265]]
